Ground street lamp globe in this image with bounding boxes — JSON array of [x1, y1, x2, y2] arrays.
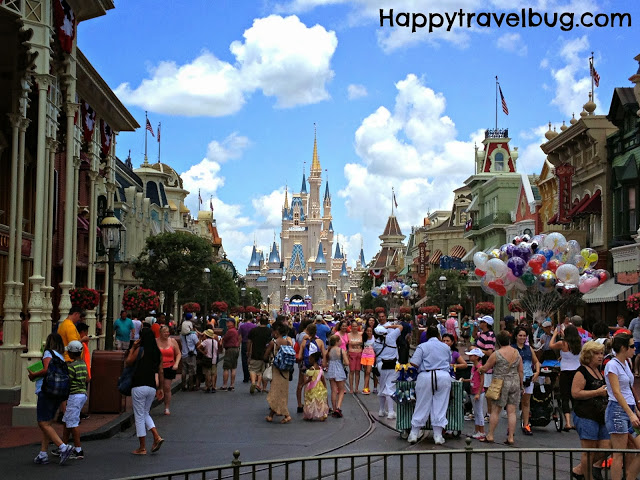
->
[[439, 275, 447, 292], [411, 283, 418, 289], [203, 267, 211, 281], [241, 287, 246, 296], [100, 209, 122, 250]]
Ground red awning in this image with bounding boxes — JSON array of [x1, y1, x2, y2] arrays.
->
[[575, 190, 601, 217], [429, 250, 443, 265], [567, 194, 591, 218], [547, 213, 558, 225], [449, 245, 467, 259]]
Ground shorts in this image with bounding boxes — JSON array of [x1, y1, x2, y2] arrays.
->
[[635, 341, 640, 353], [36, 392, 63, 423], [115, 339, 130, 351], [182, 355, 197, 376], [348, 352, 362, 371], [361, 355, 375, 367], [223, 347, 240, 370], [605, 401, 636, 435], [483, 373, 493, 389], [202, 364, 217, 380], [62, 393, 87, 428], [164, 367, 177, 380], [573, 412, 610, 441], [249, 359, 266, 374]]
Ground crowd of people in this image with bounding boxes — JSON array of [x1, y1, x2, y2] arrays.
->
[[27, 304, 640, 480]]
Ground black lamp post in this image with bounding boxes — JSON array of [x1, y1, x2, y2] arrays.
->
[[333, 295, 337, 311], [203, 267, 211, 321], [439, 275, 448, 317], [241, 287, 246, 319], [267, 295, 271, 313], [100, 209, 122, 351]]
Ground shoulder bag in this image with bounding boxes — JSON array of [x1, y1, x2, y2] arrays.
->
[[485, 377, 503, 401], [117, 347, 144, 396]]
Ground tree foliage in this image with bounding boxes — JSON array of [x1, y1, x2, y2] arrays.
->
[[424, 269, 468, 311]]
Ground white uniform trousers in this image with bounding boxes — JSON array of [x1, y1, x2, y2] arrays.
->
[[377, 361, 398, 397], [411, 370, 452, 430]]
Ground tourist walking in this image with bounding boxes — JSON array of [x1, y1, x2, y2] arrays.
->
[[325, 334, 348, 417], [373, 311, 403, 421], [221, 319, 241, 391], [464, 347, 486, 440], [550, 324, 582, 430], [476, 316, 497, 415], [265, 323, 293, 424], [408, 325, 452, 445], [347, 320, 363, 393], [238, 314, 256, 384], [197, 329, 220, 393], [480, 330, 523, 445], [128, 329, 164, 455], [512, 326, 540, 435], [156, 325, 181, 414], [180, 314, 198, 391], [247, 316, 272, 394], [303, 343, 329, 421], [604, 333, 640, 480], [571, 341, 610, 480], [361, 325, 378, 395]]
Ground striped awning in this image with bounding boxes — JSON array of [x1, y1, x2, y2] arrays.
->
[[449, 245, 467, 259], [582, 278, 633, 304], [429, 249, 443, 265]]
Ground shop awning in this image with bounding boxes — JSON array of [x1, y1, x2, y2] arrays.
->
[[429, 249, 443, 265], [567, 195, 590, 218], [582, 278, 633, 304], [450, 245, 467, 259], [465, 195, 479, 213], [461, 245, 478, 262], [547, 213, 559, 225], [574, 190, 601, 217]]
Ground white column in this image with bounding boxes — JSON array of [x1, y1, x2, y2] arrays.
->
[[58, 102, 79, 321], [85, 169, 98, 339], [0, 113, 24, 391], [13, 118, 29, 296], [42, 138, 58, 339], [71, 156, 80, 286]]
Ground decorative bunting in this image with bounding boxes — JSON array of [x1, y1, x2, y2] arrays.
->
[[81, 101, 96, 144], [100, 119, 112, 158], [52, 0, 76, 54]]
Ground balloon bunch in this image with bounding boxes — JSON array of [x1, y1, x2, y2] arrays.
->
[[371, 280, 414, 299], [473, 233, 609, 298]]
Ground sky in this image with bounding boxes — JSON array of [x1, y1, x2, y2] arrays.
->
[[78, 0, 640, 273]]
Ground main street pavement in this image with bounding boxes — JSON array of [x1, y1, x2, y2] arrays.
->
[[0, 379, 583, 480]]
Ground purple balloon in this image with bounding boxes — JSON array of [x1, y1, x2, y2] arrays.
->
[[505, 244, 516, 258], [507, 256, 526, 277], [514, 244, 532, 262]]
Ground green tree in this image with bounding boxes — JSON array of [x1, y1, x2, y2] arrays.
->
[[424, 269, 468, 312], [181, 265, 240, 313], [358, 269, 388, 312], [133, 232, 214, 316], [245, 287, 262, 308]]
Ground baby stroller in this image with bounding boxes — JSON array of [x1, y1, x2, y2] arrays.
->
[[530, 361, 563, 432]]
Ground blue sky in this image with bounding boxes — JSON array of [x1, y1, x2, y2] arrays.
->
[[78, 0, 640, 272]]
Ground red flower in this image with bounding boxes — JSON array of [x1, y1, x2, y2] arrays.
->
[[475, 302, 496, 315]]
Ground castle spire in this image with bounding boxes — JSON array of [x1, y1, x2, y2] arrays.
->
[[284, 185, 289, 209], [324, 179, 330, 202], [301, 171, 307, 194], [311, 123, 321, 173]]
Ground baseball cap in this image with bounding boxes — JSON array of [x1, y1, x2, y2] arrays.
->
[[464, 348, 484, 358], [66, 340, 83, 353], [185, 312, 193, 320], [542, 320, 552, 328], [479, 315, 494, 326], [316, 315, 324, 321]]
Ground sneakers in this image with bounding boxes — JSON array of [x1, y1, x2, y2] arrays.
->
[[472, 432, 486, 439], [70, 449, 85, 460], [433, 435, 446, 445], [372, 388, 378, 394], [386, 411, 397, 420], [34, 454, 49, 464], [408, 430, 424, 444], [522, 424, 533, 436], [378, 408, 387, 418], [51, 447, 61, 457], [59, 444, 73, 465], [464, 414, 474, 421]]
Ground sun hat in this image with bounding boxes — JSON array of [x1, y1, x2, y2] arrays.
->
[[66, 340, 83, 353], [315, 314, 323, 321], [479, 315, 494, 326], [464, 348, 484, 358], [542, 320, 552, 328], [204, 329, 216, 339]]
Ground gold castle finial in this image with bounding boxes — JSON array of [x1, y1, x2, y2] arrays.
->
[[284, 184, 289, 209], [311, 123, 321, 173]]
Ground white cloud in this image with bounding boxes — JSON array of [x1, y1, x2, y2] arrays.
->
[[347, 84, 368, 100], [206, 133, 251, 163], [252, 188, 287, 230], [339, 74, 483, 256], [542, 35, 601, 117], [517, 124, 551, 175], [496, 33, 527, 56], [116, 15, 337, 116]]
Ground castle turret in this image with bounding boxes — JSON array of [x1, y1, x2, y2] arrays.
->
[[311, 242, 329, 307]]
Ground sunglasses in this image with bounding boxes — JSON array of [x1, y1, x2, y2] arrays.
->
[[629, 344, 636, 349]]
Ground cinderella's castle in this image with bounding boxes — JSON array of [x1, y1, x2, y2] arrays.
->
[[245, 131, 367, 312]]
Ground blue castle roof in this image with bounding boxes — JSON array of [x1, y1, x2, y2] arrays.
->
[[300, 172, 307, 194], [314, 243, 328, 274], [340, 260, 349, 277], [289, 244, 306, 271], [268, 241, 281, 264], [324, 181, 330, 201], [359, 248, 366, 267], [334, 242, 343, 259]]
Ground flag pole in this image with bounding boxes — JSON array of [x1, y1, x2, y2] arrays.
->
[[590, 52, 594, 102], [158, 122, 161, 163], [391, 186, 394, 215], [144, 111, 148, 165], [495, 76, 498, 130]]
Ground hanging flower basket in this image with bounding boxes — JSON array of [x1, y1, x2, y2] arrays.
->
[[508, 300, 525, 313], [627, 293, 640, 314], [122, 287, 160, 314], [182, 302, 201, 314], [374, 306, 386, 314], [70, 287, 100, 310], [364, 309, 374, 314], [399, 306, 412, 314], [475, 302, 496, 315], [210, 301, 229, 313], [245, 306, 259, 314], [419, 306, 440, 315], [448, 304, 463, 314]]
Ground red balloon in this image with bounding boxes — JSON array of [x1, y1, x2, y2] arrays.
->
[[475, 268, 486, 277], [528, 254, 545, 275], [488, 279, 507, 296], [546, 259, 561, 273]]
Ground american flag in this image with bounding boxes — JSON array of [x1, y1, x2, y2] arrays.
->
[[157, 123, 161, 142], [210, 197, 214, 212], [499, 85, 509, 115], [393, 192, 398, 209], [198, 188, 203, 205], [146, 118, 155, 137], [590, 61, 600, 87]]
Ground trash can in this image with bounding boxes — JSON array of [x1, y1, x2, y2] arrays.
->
[[89, 350, 125, 413]]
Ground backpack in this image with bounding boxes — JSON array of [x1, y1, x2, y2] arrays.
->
[[117, 347, 143, 396], [41, 350, 70, 399], [273, 343, 296, 372], [302, 336, 317, 369]]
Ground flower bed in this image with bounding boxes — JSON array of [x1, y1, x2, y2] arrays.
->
[[508, 300, 525, 313], [210, 301, 228, 313]]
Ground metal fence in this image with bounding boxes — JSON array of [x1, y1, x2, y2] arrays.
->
[[118, 441, 636, 480]]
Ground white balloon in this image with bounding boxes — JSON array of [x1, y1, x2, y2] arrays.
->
[[556, 264, 580, 285], [485, 258, 509, 279], [473, 252, 489, 269]]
